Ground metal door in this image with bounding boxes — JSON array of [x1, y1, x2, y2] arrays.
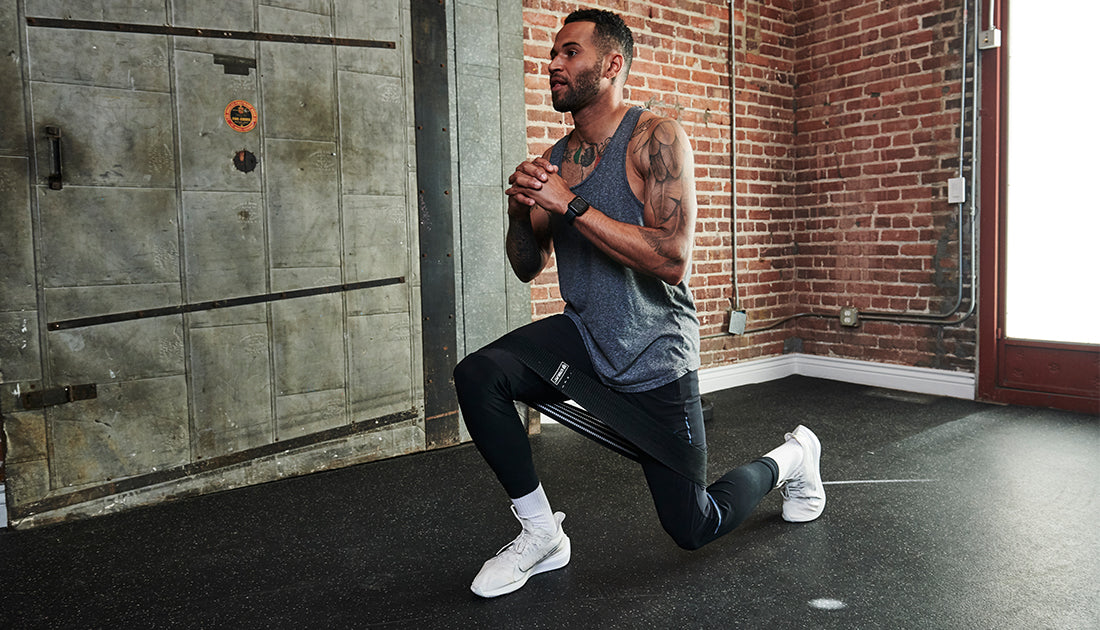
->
[[2, 0, 424, 525]]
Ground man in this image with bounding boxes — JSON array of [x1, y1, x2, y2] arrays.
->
[[453, 9, 825, 599]]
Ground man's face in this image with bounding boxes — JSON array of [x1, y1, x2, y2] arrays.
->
[[549, 21, 608, 113]]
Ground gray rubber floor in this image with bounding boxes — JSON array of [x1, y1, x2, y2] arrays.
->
[[1, 375, 1097, 629]]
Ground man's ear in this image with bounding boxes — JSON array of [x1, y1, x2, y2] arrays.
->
[[604, 52, 624, 81]]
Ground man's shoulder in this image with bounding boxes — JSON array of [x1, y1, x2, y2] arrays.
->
[[628, 110, 688, 149], [630, 108, 668, 136], [626, 109, 692, 172]]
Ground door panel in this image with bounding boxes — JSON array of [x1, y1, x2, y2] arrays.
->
[[999, 340, 1100, 399], [174, 49, 262, 192], [32, 84, 176, 189]]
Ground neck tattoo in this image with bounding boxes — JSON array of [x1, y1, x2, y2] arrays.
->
[[571, 136, 612, 168]]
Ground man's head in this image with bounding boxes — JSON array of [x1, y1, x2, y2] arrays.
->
[[549, 10, 634, 113], [563, 9, 634, 82]]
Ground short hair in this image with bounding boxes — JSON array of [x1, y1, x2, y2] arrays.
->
[[564, 9, 634, 80]]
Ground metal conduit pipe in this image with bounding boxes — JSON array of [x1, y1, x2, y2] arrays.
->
[[703, 6, 757, 340], [728, 7, 740, 312], [704, 9, 737, 341], [861, 0, 979, 326], [706, 4, 832, 339]]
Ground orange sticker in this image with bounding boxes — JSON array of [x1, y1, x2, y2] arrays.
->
[[224, 100, 257, 133]]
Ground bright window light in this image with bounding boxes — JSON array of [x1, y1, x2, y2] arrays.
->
[[1005, 1, 1100, 344]]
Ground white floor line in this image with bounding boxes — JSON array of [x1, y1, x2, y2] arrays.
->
[[823, 479, 937, 485]]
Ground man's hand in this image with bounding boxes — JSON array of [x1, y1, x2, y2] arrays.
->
[[506, 158, 570, 215]]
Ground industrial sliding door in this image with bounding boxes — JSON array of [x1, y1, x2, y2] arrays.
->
[[2, 1, 425, 525]]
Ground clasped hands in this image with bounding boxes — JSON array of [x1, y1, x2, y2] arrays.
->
[[506, 157, 572, 217]]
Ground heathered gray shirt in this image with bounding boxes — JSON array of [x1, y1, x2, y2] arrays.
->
[[548, 106, 700, 393]]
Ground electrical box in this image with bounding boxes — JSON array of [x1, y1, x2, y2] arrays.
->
[[728, 309, 747, 335], [978, 28, 1002, 49], [948, 177, 966, 204]]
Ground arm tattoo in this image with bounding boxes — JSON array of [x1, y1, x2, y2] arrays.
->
[[507, 214, 545, 281], [633, 119, 688, 264]]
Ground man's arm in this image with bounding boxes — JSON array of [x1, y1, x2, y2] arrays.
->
[[506, 203, 552, 283], [509, 115, 697, 286], [505, 150, 554, 283], [580, 115, 697, 284]]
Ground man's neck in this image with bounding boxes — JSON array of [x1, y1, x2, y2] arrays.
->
[[570, 91, 628, 145]]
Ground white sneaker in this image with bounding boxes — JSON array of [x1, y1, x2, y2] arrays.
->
[[470, 507, 571, 598], [779, 425, 826, 522]]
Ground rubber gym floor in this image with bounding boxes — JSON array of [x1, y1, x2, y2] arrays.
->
[[1, 375, 1096, 629]]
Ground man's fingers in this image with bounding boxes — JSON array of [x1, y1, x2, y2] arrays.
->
[[513, 159, 551, 182], [506, 186, 538, 206], [531, 156, 558, 174], [509, 170, 546, 190]]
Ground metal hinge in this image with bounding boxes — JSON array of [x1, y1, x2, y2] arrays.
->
[[19, 384, 97, 410], [213, 54, 256, 76]]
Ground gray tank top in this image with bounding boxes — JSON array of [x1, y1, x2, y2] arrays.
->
[[549, 106, 700, 393]]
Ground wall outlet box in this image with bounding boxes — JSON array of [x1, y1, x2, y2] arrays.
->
[[839, 307, 860, 327], [728, 309, 747, 335], [948, 177, 966, 203], [978, 28, 1002, 50]]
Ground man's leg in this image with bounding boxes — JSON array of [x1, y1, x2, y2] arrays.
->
[[453, 347, 548, 499], [628, 373, 775, 549], [641, 456, 777, 550], [631, 373, 825, 550], [453, 314, 594, 497], [453, 315, 593, 598]]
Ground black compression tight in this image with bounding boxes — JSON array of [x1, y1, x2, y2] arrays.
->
[[453, 315, 777, 550]]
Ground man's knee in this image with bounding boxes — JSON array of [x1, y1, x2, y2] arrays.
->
[[454, 351, 502, 394], [651, 498, 709, 550], [661, 518, 707, 551], [454, 352, 482, 393], [644, 464, 712, 550]]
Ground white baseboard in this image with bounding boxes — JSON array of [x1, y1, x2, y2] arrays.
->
[[540, 353, 974, 425], [700, 353, 976, 400], [698, 354, 797, 393]]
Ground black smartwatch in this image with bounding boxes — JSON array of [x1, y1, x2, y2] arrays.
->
[[565, 196, 589, 224]]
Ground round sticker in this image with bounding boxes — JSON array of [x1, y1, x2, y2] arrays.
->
[[224, 100, 257, 133]]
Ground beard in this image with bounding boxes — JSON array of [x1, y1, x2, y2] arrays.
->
[[551, 63, 602, 113]]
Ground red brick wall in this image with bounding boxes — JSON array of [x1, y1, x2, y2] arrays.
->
[[520, 0, 976, 374], [790, 0, 975, 371]]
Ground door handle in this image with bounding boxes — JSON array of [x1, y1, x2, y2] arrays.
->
[[45, 125, 63, 190]]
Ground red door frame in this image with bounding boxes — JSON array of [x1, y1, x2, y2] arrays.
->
[[977, 0, 1100, 414]]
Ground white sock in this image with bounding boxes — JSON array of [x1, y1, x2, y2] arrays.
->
[[764, 435, 804, 486], [511, 483, 556, 532]]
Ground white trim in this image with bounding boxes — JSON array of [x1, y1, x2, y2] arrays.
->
[[793, 354, 976, 399], [1, 482, 7, 528], [698, 354, 797, 393], [543, 353, 974, 426], [700, 353, 975, 400]]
